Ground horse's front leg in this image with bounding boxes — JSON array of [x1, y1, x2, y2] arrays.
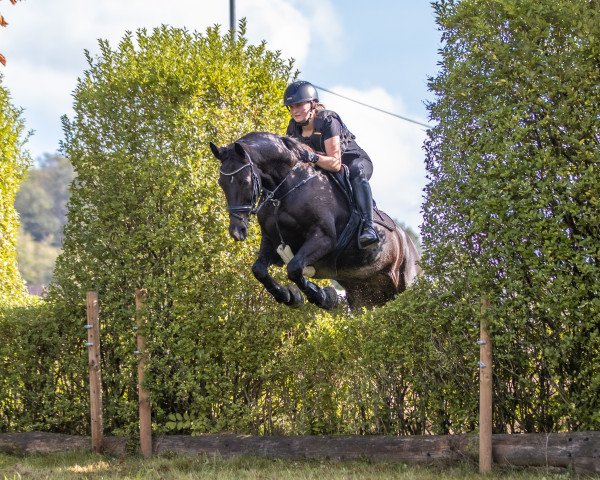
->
[[252, 237, 304, 307], [286, 235, 340, 310]]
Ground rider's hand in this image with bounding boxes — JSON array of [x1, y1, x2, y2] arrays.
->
[[299, 149, 319, 164]]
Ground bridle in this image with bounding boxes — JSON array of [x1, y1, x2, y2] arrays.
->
[[219, 148, 318, 224], [219, 155, 261, 222]]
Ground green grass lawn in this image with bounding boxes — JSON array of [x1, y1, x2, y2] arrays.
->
[[0, 452, 577, 480]]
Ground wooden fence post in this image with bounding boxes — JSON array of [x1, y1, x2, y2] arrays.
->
[[85, 291, 103, 453], [135, 288, 152, 458], [479, 296, 493, 474]]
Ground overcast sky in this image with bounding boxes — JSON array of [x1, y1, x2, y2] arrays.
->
[[1, 0, 441, 233]]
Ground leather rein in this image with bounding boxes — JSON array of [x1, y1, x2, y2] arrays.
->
[[219, 152, 318, 222]]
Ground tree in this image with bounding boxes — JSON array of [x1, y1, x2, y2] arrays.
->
[[0, 75, 29, 305], [49, 23, 307, 434], [14, 154, 73, 286], [424, 0, 600, 431], [16, 228, 60, 285]]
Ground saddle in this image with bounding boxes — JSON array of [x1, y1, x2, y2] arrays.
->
[[323, 166, 396, 261], [276, 166, 397, 276]]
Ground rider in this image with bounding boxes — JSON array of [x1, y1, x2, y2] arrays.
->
[[283, 80, 379, 248]]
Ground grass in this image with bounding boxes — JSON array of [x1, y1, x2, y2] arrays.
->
[[0, 451, 579, 480]]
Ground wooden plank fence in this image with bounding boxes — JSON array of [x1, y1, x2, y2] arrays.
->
[[0, 432, 598, 474]]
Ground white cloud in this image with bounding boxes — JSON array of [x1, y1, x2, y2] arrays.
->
[[319, 87, 427, 232], [297, 0, 344, 65], [241, 0, 312, 66], [2, 0, 233, 157], [1, 0, 322, 161]]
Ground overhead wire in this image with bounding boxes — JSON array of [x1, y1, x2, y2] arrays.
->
[[313, 84, 433, 130]]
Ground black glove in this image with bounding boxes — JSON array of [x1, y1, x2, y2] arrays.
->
[[299, 149, 319, 164]]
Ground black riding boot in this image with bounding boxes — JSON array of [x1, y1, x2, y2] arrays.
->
[[352, 176, 380, 248]]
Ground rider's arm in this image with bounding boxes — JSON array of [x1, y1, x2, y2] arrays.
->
[[311, 136, 342, 172]]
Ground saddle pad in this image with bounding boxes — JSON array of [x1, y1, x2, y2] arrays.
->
[[325, 166, 353, 208], [373, 207, 397, 232]]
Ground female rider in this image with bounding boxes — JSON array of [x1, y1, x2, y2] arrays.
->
[[283, 80, 379, 248]]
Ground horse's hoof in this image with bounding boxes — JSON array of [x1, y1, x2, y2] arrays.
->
[[321, 286, 340, 310], [285, 285, 304, 308], [273, 287, 291, 304]]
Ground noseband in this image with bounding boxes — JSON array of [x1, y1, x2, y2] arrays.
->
[[220, 148, 318, 225], [219, 156, 261, 221]]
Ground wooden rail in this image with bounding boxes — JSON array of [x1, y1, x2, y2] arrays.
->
[[1, 432, 598, 474]]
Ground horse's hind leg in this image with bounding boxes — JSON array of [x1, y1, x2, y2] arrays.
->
[[252, 239, 303, 307], [286, 249, 339, 310]]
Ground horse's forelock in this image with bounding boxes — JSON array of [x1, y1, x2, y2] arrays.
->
[[221, 144, 245, 164]]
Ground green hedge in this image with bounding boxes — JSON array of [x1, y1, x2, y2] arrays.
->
[[423, 0, 600, 432], [2, 3, 598, 436], [0, 299, 88, 433]]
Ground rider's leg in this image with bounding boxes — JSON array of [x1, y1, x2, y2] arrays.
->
[[348, 158, 379, 248]]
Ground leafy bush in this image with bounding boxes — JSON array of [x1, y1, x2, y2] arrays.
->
[[424, 0, 600, 431], [0, 298, 88, 433], [2, 3, 598, 436], [47, 23, 315, 435]]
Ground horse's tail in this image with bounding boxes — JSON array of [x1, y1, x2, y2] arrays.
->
[[398, 227, 421, 290]]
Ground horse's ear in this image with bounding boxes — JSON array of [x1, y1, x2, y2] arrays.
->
[[234, 142, 247, 158], [281, 136, 303, 158], [281, 136, 297, 151], [209, 142, 221, 160]]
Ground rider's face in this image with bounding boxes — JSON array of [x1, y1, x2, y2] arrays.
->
[[288, 101, 312, 123]]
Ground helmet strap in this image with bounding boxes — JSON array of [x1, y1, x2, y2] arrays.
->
[[297, 102, 316, 127]]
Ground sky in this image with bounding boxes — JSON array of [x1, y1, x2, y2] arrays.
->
[[1, 0, 441, 233]]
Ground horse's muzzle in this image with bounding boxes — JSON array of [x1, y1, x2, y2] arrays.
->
[[229, 224, 247, 241]]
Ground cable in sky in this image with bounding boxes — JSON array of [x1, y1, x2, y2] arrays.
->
[[314, 85, 433, 130]]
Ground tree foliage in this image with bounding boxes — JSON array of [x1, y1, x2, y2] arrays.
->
[[45, 23, 312, 435], [2, 3, 599, 436], [0, 75, 28, 305], [423, 0, 600, 431], [15, 154, 74, 246]]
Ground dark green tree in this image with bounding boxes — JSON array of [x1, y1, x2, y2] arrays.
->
[[424, 0, 600, 431]]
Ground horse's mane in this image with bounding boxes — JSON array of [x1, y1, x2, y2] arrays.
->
[[238, 132, 302, 165]]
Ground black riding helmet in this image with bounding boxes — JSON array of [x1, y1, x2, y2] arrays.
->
[[283, 80, 319, 106]]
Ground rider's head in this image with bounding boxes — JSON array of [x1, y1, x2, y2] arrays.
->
[[283, 80, 319, 126]]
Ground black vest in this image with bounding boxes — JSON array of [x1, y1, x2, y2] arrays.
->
[[286, 110, 356, 155]]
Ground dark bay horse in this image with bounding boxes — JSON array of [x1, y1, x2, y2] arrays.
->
[[209, 132, 420, 310]]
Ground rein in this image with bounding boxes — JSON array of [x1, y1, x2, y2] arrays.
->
[[220, 150, 318, 223], [254, 164, 318, 214]]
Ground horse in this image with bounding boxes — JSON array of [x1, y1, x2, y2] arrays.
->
[[209, 132, 421, 310]]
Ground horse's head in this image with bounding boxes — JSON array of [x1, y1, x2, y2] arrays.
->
[[210, 141, 260, 241]]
